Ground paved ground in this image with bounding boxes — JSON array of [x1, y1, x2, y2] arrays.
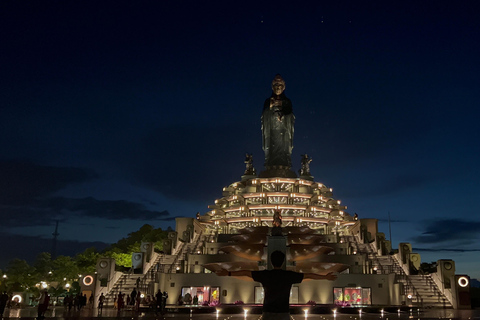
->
[[1, 306, 479, 320]]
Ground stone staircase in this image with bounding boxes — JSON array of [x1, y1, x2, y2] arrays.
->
[[101, 232, 204, 307], [103, 253, 163, 307], [350, 235, 452, 308], [168, 231, 203, 273], [403, 274, 452, 308]]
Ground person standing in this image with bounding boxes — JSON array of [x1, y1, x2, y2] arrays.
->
[[135, 291, 141, 311], [162, 291, 168, 314], [37, 289, 50, 319], [117, 292, 124, 311], [184, 292, 192, 305], [155, 290, 162, 313], [216, 250, 336, 320], [130, 288, 137, 306], [0, 291, 8, 317]]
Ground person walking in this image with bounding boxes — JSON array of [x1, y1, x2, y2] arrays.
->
[[98, 293, 105, 311], [117, 292, 124, 311], [37, 290, 50, 319], [216, 250, 337, 320]]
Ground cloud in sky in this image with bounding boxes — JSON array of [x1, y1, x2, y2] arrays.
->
[[0, 161, 171, 229], [413, 219, 480, 246], [0, 161, 96, 205], [0, 233, 109, 268]]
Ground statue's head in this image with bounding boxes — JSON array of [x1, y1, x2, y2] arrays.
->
[[271, 74, 285, 96]]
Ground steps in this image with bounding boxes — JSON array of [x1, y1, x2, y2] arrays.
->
[[351, 235, 452, 308]]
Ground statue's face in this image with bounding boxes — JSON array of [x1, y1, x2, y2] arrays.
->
[[272, 82, 285, 95]]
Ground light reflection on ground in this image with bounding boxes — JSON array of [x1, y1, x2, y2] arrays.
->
[[1, 307, 479, 319]]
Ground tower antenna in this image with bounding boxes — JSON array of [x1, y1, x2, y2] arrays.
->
[[51, 220, 60, 259], [388, 211, 392, 249]]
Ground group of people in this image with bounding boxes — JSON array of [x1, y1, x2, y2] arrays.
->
[[114, 290, 141, 311], [176, 292, 198, 306], [114, 288, 168, 313], [63, 293, 91, 312]]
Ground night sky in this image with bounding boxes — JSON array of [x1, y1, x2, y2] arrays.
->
[[1, 1, 479, 278]]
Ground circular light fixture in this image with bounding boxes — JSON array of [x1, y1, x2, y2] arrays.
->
[[99, 261, 108, 268], [407, 294, 413, 299], [444, 262, 453, 270], [83, 275, 94, 286], [458, 276, 469, 287], [12, 295, 22, 303]]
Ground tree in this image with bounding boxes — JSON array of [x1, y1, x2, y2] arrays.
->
[[5, 259, 36, 292], [33, 252, 53, 279], [51, 256, 80, 283], [75, 247, 100, 274]]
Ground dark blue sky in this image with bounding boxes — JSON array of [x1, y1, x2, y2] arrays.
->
[[1, 1, 479, 278]]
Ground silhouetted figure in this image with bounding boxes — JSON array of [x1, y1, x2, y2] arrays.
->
[[0, 291, 8, 317], [130, 288, 137, 305], [162, 291, 168, 313], [67, 294, 74, 312], [37, 290, 50, 319], [155, 290, 162, 313], [117, 292, 124, 311], [216, 251, 337, 320], [98, 293, 105, 311], [135, 291, 141, 311], [184, 292, 192, 305]]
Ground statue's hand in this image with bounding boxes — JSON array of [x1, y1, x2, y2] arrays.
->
[[215, 269, 228, 277]]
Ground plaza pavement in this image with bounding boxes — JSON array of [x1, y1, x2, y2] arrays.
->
[[1, 306, 479, 320]]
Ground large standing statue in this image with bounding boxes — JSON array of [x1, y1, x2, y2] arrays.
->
[[261, 74, 295, 168]]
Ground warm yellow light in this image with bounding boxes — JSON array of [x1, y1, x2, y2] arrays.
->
[[65, 283, 70, 288], [83, 275, 94, 286], [458, 276, 469, 287]]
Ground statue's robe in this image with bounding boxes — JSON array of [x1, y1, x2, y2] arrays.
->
[[261, 93, 295, 167]]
